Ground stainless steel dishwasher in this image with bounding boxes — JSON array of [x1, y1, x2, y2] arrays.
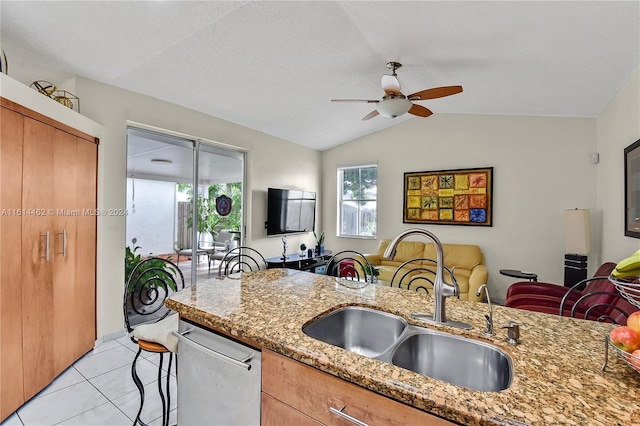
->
[[173, 319, 261, 425]]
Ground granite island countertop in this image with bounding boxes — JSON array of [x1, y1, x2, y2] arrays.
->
[[166, 268, 640, 425]]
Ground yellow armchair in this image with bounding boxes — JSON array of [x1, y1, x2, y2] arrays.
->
[[364, 239, 488, 301]]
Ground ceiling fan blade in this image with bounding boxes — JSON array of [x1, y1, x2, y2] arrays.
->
[[331, 99, 379, 103], [362, 110, 379, 121], [408, 86, 463, 101], [408, 104, 433, 118], [381, 74, 401, 95]]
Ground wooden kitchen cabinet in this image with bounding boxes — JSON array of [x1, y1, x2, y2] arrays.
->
[[262, 349, 456, 426], [0, 98, 98, 420], [0, 104, 25, 422], [262, 392, 321, 425]]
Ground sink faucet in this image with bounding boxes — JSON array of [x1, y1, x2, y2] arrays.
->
[[384, 228, 471, 329], [476, 284, 494, 336]]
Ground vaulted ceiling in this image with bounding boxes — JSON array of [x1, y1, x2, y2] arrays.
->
[[2, 1, 639, 151]]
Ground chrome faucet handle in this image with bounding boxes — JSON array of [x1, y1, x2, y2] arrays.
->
[[442, 268, 460, 298], [476, 284, 494, 336], [501, 321, 520, 345], [483, 314, 494, 336], [441, 276, 459, 298], [450, 267, 461, 299]]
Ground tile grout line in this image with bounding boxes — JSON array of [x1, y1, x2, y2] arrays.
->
[[87, 339, 139, 422], [10, 341, 135, 426], [48, 343, 133, 426], [4, 283, 190, 426]]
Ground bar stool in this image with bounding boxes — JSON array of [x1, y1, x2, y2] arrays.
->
[[124, 257, 184, 426]]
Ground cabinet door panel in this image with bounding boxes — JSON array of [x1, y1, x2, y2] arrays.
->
[[74, 138, 97, 358], [1, 100, 98, 420], [261, 393, 321, 426], [263, 350, 455, 426], [21, 117, 55, 401], [52, 129, 77, 376], [0, 106, 25, 421]]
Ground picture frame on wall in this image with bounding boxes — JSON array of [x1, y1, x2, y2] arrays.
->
[[403, 167, 493, 226], [624, 138, 640, 238]]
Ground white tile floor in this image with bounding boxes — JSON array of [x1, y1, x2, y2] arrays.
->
[[1, 257, 223, 426], [2, 335, 177, 426]]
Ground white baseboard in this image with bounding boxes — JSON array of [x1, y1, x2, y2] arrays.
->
[[94, 329, 127, 348]]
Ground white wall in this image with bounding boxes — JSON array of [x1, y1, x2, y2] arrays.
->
[[71, 76, 321, 338], [598, 67, 640, 263], [125, 178, 176, 255], [8, 66, 636, 337], [322, 113, 598, 300], [0, 74, 103, 137]]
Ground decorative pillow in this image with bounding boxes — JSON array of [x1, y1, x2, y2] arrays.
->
[[131, 314, 179, 353]]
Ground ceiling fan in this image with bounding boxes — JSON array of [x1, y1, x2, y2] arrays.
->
[[332, 62, 463, 121]]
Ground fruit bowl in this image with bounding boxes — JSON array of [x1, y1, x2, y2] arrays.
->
[[608, 275, 640, 309], [604, 334, 640, 374]]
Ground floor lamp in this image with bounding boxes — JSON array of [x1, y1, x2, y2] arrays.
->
[[564, 209, 591, 287]]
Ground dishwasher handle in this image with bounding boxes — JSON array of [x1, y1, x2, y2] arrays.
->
[[172, 330, 254, 371]]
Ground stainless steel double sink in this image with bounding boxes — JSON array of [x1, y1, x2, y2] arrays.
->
[[302, 306, 513, 392]]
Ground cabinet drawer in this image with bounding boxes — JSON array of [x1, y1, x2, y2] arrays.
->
[[262, 349, 455, 425], [261, 393, 321, 426]]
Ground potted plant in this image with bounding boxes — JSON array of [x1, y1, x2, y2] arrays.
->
[[125, 238, 178, 291], [313, 231, 325, 255], [362, 262, 380, 283]]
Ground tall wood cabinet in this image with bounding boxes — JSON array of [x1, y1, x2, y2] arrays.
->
[[0, 97, 98, 421]]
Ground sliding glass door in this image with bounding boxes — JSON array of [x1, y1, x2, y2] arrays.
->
[[126, 126, 244, 284]]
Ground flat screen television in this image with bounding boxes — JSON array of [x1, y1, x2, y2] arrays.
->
[[267, 188, 316, 236]]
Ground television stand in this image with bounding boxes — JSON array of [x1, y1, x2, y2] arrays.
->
[[265, 250, 332, 274]]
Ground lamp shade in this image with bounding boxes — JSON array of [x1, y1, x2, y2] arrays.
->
[[564, 209, 591, 255]]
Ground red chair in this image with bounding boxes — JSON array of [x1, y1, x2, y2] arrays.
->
[[504, 262, 637, 325]]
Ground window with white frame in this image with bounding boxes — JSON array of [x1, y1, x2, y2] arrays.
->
[[338, 165, 377, 238]]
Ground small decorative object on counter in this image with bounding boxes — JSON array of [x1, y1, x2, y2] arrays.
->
[[603, 333, 640, 374], [602, 257, 640, 375], [603, 312, 640, 374], [501, 322, 520, 345], [300, 243, 307, 258]]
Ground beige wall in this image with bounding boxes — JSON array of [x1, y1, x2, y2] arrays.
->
[[71, 77, 321, 338], [322, 67, 640, 301], [597, 67, 640, 263], [322, 113, 598, 300], [5, 65, 638, 337]]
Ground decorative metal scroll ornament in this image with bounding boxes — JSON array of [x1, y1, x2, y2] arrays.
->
[[216, 195, 232, 216], [30, 80, 80, 111]]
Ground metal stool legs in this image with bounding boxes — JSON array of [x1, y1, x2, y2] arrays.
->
[[131, 348, 173, 426]]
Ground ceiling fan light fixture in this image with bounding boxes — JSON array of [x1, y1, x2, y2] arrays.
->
[[333, 61, 462, 120], [376, 96, 412, 118]]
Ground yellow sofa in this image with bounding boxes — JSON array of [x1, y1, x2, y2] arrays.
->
[[364, 239, 488, 302]]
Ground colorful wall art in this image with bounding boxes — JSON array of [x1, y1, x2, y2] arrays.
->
[[403, 167, 493, 226]]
